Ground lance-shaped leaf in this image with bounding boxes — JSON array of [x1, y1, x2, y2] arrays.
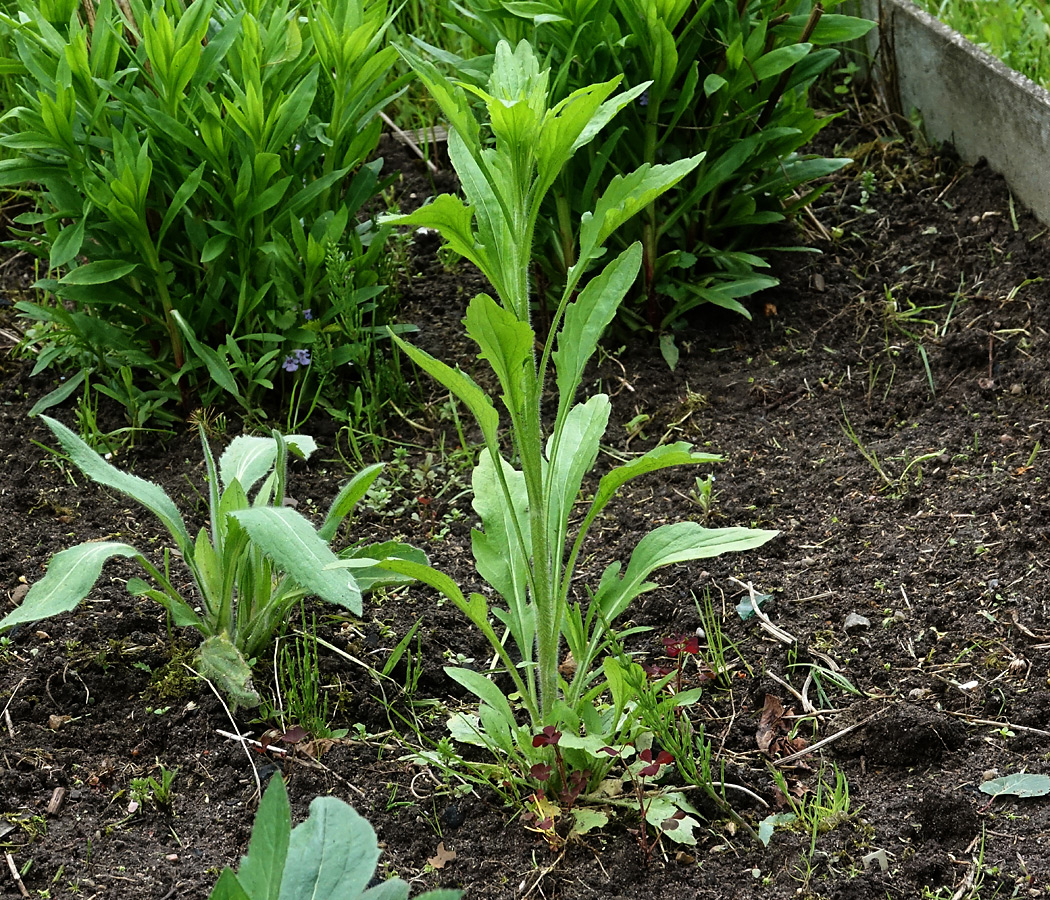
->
[[388, 331, 500, 451], [595, 522, 779, 622], [235, 770, 291, 900], [40, 415, 192, 554], [577, 155, 705, 265], [0, 542, 142, 631], [553, 243, 641, 418], [544, 395, 609, 559], [381, 193, 485, 276], [464, 292, 534, 422], [231, 507, 362, 615]]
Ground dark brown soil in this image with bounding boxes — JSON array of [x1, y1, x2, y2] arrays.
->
[[2, 99, 1050, 899]]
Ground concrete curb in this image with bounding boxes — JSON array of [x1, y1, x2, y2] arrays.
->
[[849, 0, 1050, 224]]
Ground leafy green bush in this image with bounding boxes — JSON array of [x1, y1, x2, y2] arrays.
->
[[0, 417, 423, 706], [425, 0, 874, 343], [210, 776, 460, 900], [0, 0, 407, 418]]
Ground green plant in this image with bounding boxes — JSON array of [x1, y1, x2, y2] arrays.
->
[[917, 0, 1050, 88], [268, 613, 348, 739], [129, 762, 177, 811], [377, 40, 777, 770], [0, 0, 408, 420], [0, 416, 423, 706], [209, 776, 460, 900], [689, 474, 716, 524], [429, 0, 874, 340], [766, 763, 852, 856]]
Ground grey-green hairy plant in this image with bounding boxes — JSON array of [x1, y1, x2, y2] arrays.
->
[[379, 41, 777, 756], [0, 415, 422, 706], [209, 776, 460, 900]]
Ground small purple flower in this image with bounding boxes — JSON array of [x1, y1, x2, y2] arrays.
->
[[303, 308, 313, 321], [638, 88, 649, 107], [283, 349, 312, 372]]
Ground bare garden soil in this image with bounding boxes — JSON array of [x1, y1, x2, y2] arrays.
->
[[2, 98, 1050, 899]]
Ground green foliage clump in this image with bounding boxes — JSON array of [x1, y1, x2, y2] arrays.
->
[[424, 0, 874, 338], [0, 0, 408, 419]]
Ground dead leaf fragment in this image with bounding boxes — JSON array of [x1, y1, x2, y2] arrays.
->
[[756, 694, 808, 759], [428, 842, 456, 869]]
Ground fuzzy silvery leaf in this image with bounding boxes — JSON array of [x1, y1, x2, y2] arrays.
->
[[231, 507, 362, 615], [219, 434, 317, 495], [0, 542, 141, 631], [40, 415, 192, 553]]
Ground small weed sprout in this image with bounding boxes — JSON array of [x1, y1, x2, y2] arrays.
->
[[129, 763, 177, 812], [689, 474, 716, 523]]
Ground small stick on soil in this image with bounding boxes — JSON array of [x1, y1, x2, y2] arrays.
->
[[728, 578, 795, 645], [216, 729, 289, 756], [379, 111, 439, 176], [186, 664, 262, 802], [1, 677, 27, 739], [946, 712, 1050, 738], [521, 848, 566, 900], [765, 670, 812, 715], [5, 852, 30, 898], [773, 707, 888, 767]]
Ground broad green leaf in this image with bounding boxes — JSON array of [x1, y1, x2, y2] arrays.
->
[[751, 43, 811, 81], [576, 443, 720, 543], [279, 797, 380, 900], [472, 449, 531, 628], [642, 794, 700, 846], [382, 194, 484, 274], [238, 776, 291, 900], [596, 522, 779, 621], [50, 216, 86, 268], [444, 665, 519, 738], [553, 244, 641, 413], [219, 434, 316, 496], [775, 14, 876, 44], [172, 311, 241, 399], [58, 259, 138, 285], [545, 395, 609, 556], [360, 878, 411, 900], [571, 807, 608, 836], [388, 331, 499, 449], [464, 292, 534, 420], [0, 542, 141, 631], [232, 507, 362, 615], [979, 773, 1050, 799], [197, 632, 259, 709], [159, 162, 205, 243], [703, 73, 727, 96], [335, 542, 427, 594], [40, 416, 192, 552]]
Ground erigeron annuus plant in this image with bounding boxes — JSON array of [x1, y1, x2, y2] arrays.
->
[[0, 416, 422, 706], [379, 41, 777, 759]]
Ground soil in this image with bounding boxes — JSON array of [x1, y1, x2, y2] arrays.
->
[[2, 95, 1050, 900]]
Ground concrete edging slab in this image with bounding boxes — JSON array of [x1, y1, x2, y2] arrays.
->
[[848, 0, 1050, 224]]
